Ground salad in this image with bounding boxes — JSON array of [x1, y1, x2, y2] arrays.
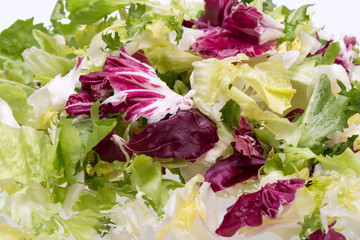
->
[[0, 0, 360, 239]]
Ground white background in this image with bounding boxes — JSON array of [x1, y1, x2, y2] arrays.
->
[[0, 1, 358, 239], [0, 0, 360, 40]]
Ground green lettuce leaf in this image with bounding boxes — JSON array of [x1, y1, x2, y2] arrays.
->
[[321, 42, 340, 65], [316, 148, 360, 177], [58, 118, 84, 184], [278, 4, 315, 44], [263, 147, 315, 176], [145, 42, 201, 74], [298, 208, 323, 240], [66, 0, 129, 24], [0, 83, 33, 125], [0, 183, 61, 235], [220, 99, 242, 131], [191, 56, 302, 146], [57, 209, 103, 240], [1, 59, 32, 85], [59, 102, 116, 183], [0, 122, 58, 184], [32, 29, 66, 57], [130, 155, 182, 214], [264, 146, 360, 177], [22, 47, 76, 80], [239, 59, 296, 114], [287, 60, 315, 110], [296, 74, 349, 151], [0, 79, 35, 96], [338, 80, 360, 118], [0, 18, 48, 66]]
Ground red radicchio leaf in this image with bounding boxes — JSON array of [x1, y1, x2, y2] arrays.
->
[[66, 90, 95, 116], [203, 154, 265, 192], [182, 0, 234, 29], [189, 3, 284, 59], [199, 0, 234, 27], [65, 47, 193, 122], [233, 116, 263, 158], [127, 108, 219, 162], [335, 35, 357, 73], [284, 108, 304, 122], [191, 27, 277, 59], [93, 131, 133, 163], [216, 178, 305, 237], [306, 221, 346, 240], [223, 3, 284, 45], [204, 117, 265, 192]]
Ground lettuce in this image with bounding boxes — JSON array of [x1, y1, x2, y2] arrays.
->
[[65, 0, 130, 24], [0, 183, 61, 235], [0, 18, 48, 65], [296, 74, 349, 151], [239, 59, 295, 114], [22, 47, 77, 79], [0, 83, 33, 125], [264, 146, 360, 178], [1, 59, 32, 84], [27, 57, 85, 129], [191, 56, 301, 145], [0, 98, 20, 128], [0, 122, 58, 184], [159, 175, 219, 240]]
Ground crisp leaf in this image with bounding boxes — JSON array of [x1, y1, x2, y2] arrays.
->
[[296, 74, 349, 151]]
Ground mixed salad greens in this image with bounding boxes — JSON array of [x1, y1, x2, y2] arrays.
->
[[1, 0, 360, 239]]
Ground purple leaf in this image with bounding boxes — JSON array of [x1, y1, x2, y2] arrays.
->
[[66, 90, 95, 116], [204, 154, 265, 192], [199, 0, 234, 27], [79, 72, 113, 99], [233, 116, 263, 158], [66, 47, 194, 122], [189, 3, 283, 59], [306, 222, 346, 240], [223, 3, 284, 45], [183, 0, 234, 29], [93, 131, 132, 163], [216, 178, 305, 237], [190, 28, 277, 59], [284, 108, 304, 122], [335, 35, 357, 73], [127, 108, 219, 161], [204, 117, 265, 192]]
